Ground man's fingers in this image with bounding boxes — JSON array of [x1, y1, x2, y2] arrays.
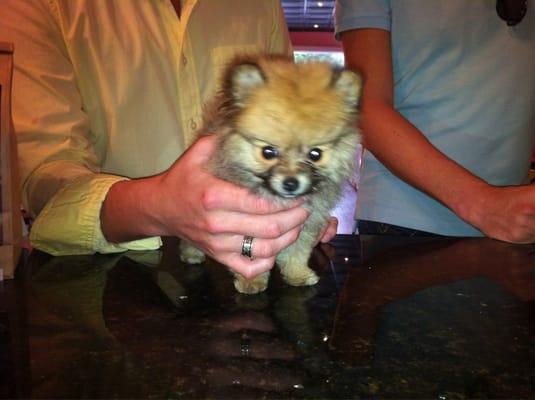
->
[[217, 254, 276, 279], [204, 227, 300, 272], [245, 227, 301, 258], [219, 227, 301, 259], [202, 181, 304, 215], [205, 207, 308, 238], [317, 217, 338, 244]]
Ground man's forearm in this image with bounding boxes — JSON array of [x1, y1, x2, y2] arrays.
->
[[100, 175, 165, 243]]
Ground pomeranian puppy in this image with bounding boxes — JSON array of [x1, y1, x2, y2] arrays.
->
[[180, 55, 362, 294]]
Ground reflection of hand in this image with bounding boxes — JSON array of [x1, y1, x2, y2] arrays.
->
[[205, 310, 304, 393], [209, 311, 297, 360], [329, 237, 535, 360], [102, 135, 309, 279], [454, 238, 535, 301], [351, 237, 535, 305], [468, 184, 535, 244]]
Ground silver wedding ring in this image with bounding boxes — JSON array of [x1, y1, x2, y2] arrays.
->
[[241, 235, 254, 260]]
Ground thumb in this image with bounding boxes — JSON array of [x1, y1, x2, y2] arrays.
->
[[187, 134, 217, 164]]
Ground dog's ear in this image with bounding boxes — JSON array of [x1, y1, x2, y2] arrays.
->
[[225, 62, 266, 107], [330, 69, 363, 109]]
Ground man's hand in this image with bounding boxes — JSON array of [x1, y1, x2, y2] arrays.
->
[[464, 184, 535, 244], [318, 216, 338, 244], [102, 135, 309, 279]]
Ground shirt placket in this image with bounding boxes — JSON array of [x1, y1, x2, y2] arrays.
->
[[174, 0, 202, 146]]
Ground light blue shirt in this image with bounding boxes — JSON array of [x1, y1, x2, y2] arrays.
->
[[335, 0, 535, 236]]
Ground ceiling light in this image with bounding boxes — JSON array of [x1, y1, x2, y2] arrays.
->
[[313, 24, 319, 28]]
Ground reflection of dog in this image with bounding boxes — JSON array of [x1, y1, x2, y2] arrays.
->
[[180, 55, 362, 294]]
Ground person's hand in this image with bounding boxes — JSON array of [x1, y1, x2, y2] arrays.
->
[[466, 184, 535, 244], [317, 216, 338, 244], [152, 135, 309, 278]]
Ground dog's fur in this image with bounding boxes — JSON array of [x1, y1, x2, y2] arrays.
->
[[180, 55, 362, 294]]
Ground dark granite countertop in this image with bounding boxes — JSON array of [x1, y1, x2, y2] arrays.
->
[[1, 235, 534, 399]]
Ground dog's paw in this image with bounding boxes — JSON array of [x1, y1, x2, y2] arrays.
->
[[282, 267, 319, 287], [179, 243, 206, 264], [234, 272, 270, 294]]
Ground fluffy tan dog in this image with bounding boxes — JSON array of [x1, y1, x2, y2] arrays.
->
[[180, 55, 362, 294]]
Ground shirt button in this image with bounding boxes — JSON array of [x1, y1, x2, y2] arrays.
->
[[182, 54, 188, 66], [190, 118, 197, 130]]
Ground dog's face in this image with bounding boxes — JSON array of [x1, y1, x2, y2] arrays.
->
[[216, 57, 362, 198]]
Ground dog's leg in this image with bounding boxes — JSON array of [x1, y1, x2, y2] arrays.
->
[[233, 271, 271, 294], [276, 230, 319, 287], [179, 241, 206, 264]]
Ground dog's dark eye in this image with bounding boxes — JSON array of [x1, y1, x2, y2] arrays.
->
[[262, 146, 279, 160], [308, 148, 322, 162]]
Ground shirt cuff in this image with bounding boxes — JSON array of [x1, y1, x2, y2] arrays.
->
[[30, 174, 162, 255]]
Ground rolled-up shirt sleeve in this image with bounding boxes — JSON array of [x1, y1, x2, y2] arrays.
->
[[334, 0, 392, 39], [30, 174, 162, 255]]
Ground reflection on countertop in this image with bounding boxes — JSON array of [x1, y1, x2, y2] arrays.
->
[[1, 235, 534, 399]]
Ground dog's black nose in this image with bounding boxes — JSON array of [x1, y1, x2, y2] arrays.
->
[[282, 177, 299, 192]]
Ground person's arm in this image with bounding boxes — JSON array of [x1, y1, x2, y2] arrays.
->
[[341, 28, 535, 243]]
